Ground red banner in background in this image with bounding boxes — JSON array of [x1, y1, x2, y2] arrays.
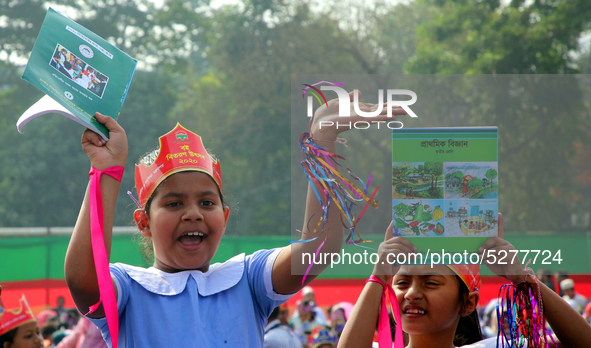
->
[[1, 279, 73, 315], [2, 275, 591, 317]]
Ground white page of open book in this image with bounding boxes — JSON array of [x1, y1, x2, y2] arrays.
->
[[16, 94, 107, 141]]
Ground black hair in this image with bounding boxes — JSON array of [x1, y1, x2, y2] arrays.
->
[[453, 276, 483, 346], [0, 327, 18, 345], [300, 300, 317, 322], [300, 301, 317, 334], [42, 324, 58, 339]]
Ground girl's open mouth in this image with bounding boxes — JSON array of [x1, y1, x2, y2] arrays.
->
[[404, 309, 426, 314], [403, 306, 427, 317], [178, 232, 205, 246]]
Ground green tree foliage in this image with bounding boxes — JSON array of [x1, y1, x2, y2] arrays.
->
[[431, 162, 443, 188], [0, 0, 182, 227], [165, 0, 422, 236], [468, 178, 483, 191], [0, 70, 179, 227], [485, 168, 497, 187], [408, 1, 591, 231], [0, 0, 208, 68], [2, 0, 591, 237], [408, 0, 591, 74], [423, 162, 438, 187]]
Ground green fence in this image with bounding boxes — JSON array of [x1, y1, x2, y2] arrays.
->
[[1, 231, 591, 282]]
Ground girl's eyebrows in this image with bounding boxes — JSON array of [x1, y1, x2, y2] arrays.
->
[[200, 190, 219, 196], [161, 190, 219, 198], [161, 191, 185, 198], [396, 272, 446, 277]]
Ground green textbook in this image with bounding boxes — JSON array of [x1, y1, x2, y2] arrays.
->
[[19, 8, 137, 140], [392, 127, 499, 258]]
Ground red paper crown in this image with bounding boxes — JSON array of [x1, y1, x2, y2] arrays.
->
[[0, 295, 36, 336], [447, 264, 481, 292], [135, 123, 222, 208]]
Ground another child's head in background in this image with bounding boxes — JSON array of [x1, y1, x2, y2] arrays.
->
[[133, 124, 229, 273], [392, 264, 482, 346], [298, 301, 317, 324], [278, 304, 289, 325], [0, 296, 43, 348], [55, 296, 64, 309], [302, 286, 316, 302], [560, 278, 577, 299], [536, 268, 552, 283], [311, 327, 338, 348]]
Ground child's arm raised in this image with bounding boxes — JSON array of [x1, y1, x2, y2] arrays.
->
[[272, 90, 406, 295], [65, 113, 128, 318], [481, 214, 591, 348], [338, 222, 415, 348]]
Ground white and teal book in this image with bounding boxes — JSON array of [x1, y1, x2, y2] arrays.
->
[[392, 127, 499, 256], [18, 7, 137, 140]]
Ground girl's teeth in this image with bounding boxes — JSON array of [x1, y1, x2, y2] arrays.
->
[[184, 232, 204, 237], [406, 309, 425, 314]]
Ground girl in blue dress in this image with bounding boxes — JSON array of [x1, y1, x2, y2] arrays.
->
[[64, 91, 405, 347]]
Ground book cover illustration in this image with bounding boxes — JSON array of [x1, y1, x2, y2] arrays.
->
[[20, 8, 137, 140], [444, 162, 498, 199], [393, 199, 445, 237], [392, 127, 498, 254]]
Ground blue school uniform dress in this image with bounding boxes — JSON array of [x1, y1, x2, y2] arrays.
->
[[89, 248, 291, 347]]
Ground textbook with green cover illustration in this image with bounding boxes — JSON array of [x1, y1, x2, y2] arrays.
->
[[392, 127, 498, 257], [18, 7, 137, 140]]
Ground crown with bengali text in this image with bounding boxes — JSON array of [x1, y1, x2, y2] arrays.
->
[[0, 295, 36, 336], [135, 123, 222, 208], [448, 264, 481, 292]]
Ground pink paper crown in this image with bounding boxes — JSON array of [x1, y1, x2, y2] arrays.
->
[[135, 123, 222, 208], [0, 295, 36, 336]]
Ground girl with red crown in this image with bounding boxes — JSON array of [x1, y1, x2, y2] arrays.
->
[[337, 215, 591, 348], [0, 295, 43, 348], [64, 90, 406, 347]]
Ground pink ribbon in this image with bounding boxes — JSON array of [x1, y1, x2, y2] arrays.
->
[[88, 166, 124, 348], [367, 276, 404, 348]]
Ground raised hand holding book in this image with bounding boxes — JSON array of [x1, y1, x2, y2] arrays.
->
[[392, 127, 499, 257], [18, 7, 137, 140]]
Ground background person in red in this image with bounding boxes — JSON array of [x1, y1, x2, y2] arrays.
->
[[0, 295, 43, 348]]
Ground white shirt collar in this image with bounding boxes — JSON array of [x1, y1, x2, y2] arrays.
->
[[116, 253, 245, 296]]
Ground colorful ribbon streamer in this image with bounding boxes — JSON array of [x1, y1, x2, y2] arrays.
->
[[88, 166, 124, 348], [299, 132, 379, 233], [496, 266, 555, 348], [298, 133, 380, 283], [367, 276, 404, 348]]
